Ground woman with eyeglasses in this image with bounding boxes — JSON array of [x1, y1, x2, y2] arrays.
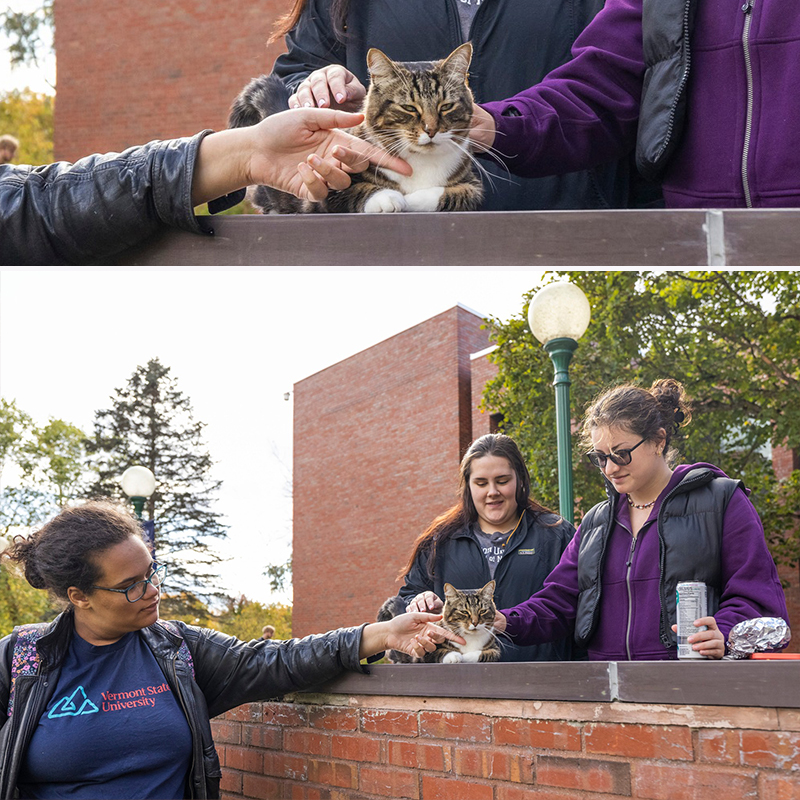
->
[[493, 379, 788, 661], [0, 502, 454, 799], [397, 433, 579, 662]]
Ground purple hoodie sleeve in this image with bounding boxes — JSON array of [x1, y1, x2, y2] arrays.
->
[[500, 527, 581, 646], [715, 488, 789, 644], [479, 0, 645, 178]]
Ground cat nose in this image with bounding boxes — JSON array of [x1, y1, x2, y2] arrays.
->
[[423, 119, 439, 137]]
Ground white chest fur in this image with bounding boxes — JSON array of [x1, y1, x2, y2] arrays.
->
[[379, 140, 465, 194]]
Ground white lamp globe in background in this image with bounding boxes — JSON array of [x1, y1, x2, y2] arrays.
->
[[121, 466, 156, 499], [527, 281, 591, 345]]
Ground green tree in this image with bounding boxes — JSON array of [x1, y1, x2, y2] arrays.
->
[[212, 595, 292, 641], [1, 2, 53, 68], [0, 556, 58, 637], [0, 400, 87, 534], [0, 89, 54, 164], [83, 358, 228, 611], [483, 271, 800, 576]]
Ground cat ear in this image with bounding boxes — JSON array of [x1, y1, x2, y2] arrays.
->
[[443, 583, 458, 599], [367, 48, 401, 83], [480, 580, 496, 598], [440, 42, 473, 83]]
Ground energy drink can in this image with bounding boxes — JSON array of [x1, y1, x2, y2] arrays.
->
[[677, 581, 708, 660]]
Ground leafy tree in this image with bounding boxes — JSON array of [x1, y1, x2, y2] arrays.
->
[[1, 2, 53, 68], [264, 558, 292, 594], [0, 89, 54, 165], [83, 358, 227, 611], [0, 400, 86, 534], [212, 595, 292, 641], [483, 271, 800, 577], [0, 555, 58, 637]]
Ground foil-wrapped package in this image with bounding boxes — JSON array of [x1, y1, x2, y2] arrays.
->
[[726, 617, 792, 659]]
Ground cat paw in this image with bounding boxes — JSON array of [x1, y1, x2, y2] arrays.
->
[[404, 187, 445, 212], [442, 651, 464, 664], [363, 189, 408, 213], [461, 651, 482, 663]]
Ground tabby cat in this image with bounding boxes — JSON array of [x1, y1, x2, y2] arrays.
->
[[228, 43, 483, 213], [376, 582, 501, 664], [424, 581, 501, 664]]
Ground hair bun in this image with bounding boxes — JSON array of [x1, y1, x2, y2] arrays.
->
[[674, 409, 686, 424]]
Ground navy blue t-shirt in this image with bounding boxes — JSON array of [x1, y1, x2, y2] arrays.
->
[[18, 630, 193, 799]]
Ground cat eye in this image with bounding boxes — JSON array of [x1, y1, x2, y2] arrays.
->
[[439, 102, 455, 113], [399, 104, 419, 115]]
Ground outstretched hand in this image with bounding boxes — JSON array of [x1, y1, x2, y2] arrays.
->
[[191, 108, 411, 206], [359, 613, 465, 660]]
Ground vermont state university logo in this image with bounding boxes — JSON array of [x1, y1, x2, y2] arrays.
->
[[48, 686, 99, 718]]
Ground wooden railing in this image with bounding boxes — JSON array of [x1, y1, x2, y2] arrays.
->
[[107, 209, 800, 267]]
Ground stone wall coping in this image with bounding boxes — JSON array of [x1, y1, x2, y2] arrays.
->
[[303, 661, 799, 717]]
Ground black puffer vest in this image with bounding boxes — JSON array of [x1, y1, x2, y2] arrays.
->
[[574, 468, 743, 650], [636, 0, 699, 181]]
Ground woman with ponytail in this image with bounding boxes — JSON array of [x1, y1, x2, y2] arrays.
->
[[494, 379, 788, 661]]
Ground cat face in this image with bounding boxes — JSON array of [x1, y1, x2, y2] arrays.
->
[[363, 43, 474, 156], [442, 580, 496, 633]]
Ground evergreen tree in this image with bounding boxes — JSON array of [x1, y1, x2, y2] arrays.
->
[[84, 358, 227, 610]]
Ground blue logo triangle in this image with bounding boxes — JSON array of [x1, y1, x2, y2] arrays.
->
[[48, 686, 99, 718]]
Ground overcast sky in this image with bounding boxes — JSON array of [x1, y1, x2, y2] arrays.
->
[[2, 0, 55, 95], [0, 270, 554, 605]]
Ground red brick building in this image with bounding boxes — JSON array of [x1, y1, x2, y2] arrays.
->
[[52, 0, 288, 160], [292, 305, 491, 637], [292, 305, 799, 649]]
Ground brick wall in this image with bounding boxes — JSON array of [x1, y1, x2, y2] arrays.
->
[[53, 0, 288, 160], [292, 306, 489, 638], [212, 694, 800, 799], [470, 346, 499, 440]]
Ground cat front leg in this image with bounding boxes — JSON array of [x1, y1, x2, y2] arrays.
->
[[439, 180, 483, 212], [404, 186, 445, 212], [442, 651, 464, 664], [363, 188, 408, 213]]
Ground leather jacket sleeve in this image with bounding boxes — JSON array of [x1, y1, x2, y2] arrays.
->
[[0, 132, 213, 266], [271, 0, 347, 93], [177, 622, 368, 719]]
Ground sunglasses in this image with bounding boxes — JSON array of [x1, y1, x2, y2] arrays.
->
[[585, 438, 646, 469]]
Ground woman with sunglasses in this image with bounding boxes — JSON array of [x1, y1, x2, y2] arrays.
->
[[0, 502, 454, 799], [493, 379, 788, 661]]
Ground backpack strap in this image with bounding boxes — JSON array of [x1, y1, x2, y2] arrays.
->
[[8, 623, 48, 717], [159, 620, 196, 680]]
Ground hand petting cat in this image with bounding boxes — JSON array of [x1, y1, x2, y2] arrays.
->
[[288, 64, 367, 111], [406, 591, 444, 614], [359, 612, 465, 660], [191, 107, 411, 206]]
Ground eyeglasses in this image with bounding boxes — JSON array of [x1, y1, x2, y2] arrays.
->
[[585, 438, 647, 469], [91, 563, 168, 603]]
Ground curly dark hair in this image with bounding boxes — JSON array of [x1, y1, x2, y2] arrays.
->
[[4, 501, 145, 603], [580, 378, 693, 466]]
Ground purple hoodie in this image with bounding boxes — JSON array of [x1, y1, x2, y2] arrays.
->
[[501, 463, 789, 661], [481, 0, 800, 208]]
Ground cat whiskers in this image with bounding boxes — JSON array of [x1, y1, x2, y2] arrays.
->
[[447, 135, 517, 192]]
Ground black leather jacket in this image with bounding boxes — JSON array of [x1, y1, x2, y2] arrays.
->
[[0, 609, 366, 798], [0, 133, 213, 266]]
